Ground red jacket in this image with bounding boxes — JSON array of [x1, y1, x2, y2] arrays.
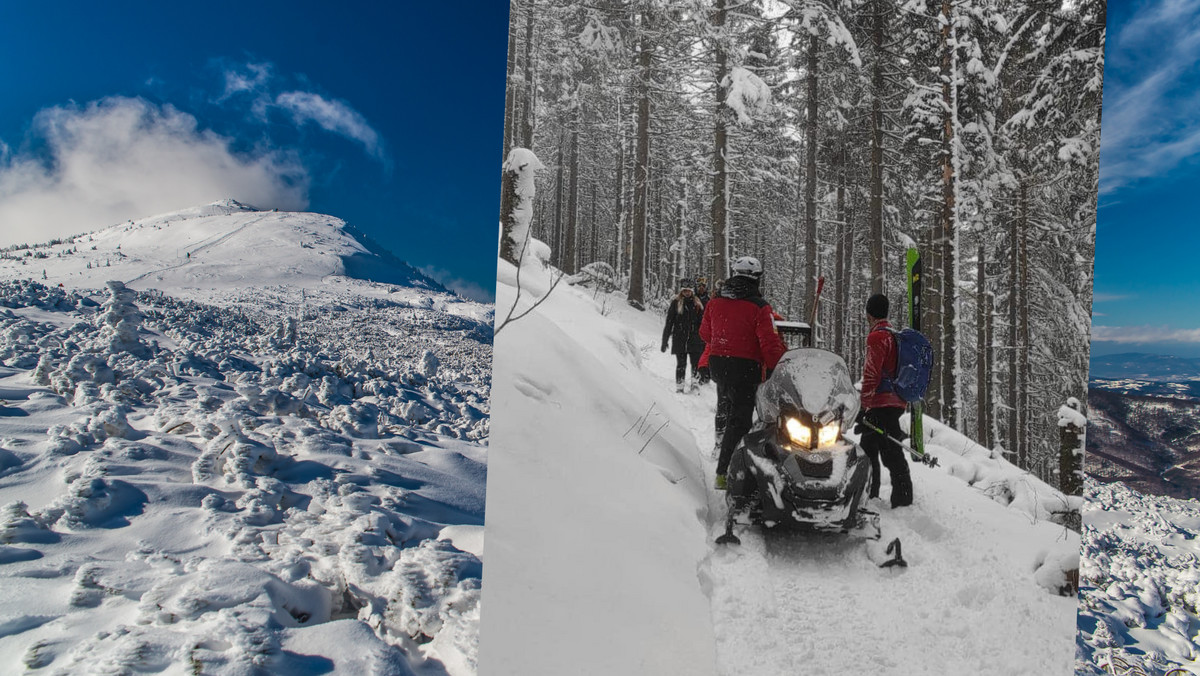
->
[[699, 295, 786, 373], [861, 319, 905, 410]]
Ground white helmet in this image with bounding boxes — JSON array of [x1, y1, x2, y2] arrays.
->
[[730, 256, 763, 280]]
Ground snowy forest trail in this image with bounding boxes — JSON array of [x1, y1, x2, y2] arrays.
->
[[636, 311, 1079, 676], [483, 257, 1080, 675]]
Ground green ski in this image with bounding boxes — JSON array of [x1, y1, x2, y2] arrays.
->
[[906, 247, 926, 457]]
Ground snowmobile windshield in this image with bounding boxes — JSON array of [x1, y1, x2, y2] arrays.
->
[[757, 348, 860, 427]]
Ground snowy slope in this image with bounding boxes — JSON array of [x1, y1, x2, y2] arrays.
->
[[0, 199, 489, 324], [0, 205, 491, 675], [1078, 479, 1200, 675], [479, 245, 1080, 675]]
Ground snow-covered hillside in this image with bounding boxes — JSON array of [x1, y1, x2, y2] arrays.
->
[[1078, 479, 1200, 675], [479, 244, 1080, 675], [0, 203, 491, 675]]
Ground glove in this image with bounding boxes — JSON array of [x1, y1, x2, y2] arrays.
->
[[661, 342, 668, 353], [853, 409, 867, 435]]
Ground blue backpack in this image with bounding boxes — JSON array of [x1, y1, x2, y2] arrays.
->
[[879, 327, 933, 402]]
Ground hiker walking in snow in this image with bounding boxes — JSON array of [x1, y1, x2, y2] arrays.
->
[[700, 257, 786, 490], [854, 293, 914, 508], [662, 279, 707, 392]]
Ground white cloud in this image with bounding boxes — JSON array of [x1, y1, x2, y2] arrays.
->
[[0, 96, 308, 246], [1092, 325, 1200, 343], [1093, 293, 1132, 302], [276, 91, 385, 162], [1100, 0, 1200, 193], [221, 62, 272, 99]]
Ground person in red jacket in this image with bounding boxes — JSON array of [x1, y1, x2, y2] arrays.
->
[[855, 293, 913, 507], [700, 256, 786, 490]]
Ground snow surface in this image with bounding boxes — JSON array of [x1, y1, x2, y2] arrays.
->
[[1077, 478, 1200, 675], [0, 203, 491, 675], [479, 246, 1080, 675]]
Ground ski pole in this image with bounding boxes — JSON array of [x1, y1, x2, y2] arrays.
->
[[855, 420, 939, 468]]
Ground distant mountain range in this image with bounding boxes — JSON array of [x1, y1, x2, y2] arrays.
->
[[1087, 387, 1200, 500], [1090, 352, 1200, 381]]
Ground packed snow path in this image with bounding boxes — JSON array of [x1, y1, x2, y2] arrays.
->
[[665, 357, 1078, 675], [481, 250, 1080, 675]]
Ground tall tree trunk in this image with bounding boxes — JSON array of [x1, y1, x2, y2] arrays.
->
[[552, 131, 565, 267], [805, 32, 820, 316], [940, 0, 958, 430], [1007, 186, 1019, 459], [711, 0, 729, 284], [868, 1, 885, 294], [564, 111, 580, 275], [1018, 179, 1031, 470], [503, 5, 517, 160], [521, 4, 536, 147], [590, 180, 598, 265], [833, 148, 847, 356], [976, 241, 988, 447], [628, 24, 652, 307], [924, 212, 941, 420], [614, 97, 627, 275]]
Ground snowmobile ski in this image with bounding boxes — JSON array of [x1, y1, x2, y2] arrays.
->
[[880, 538, 907, 568]]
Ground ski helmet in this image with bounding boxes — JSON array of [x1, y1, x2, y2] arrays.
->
[[730, 256, 763, 280]]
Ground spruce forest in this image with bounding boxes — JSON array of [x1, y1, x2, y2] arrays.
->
[[498, 0, 1105, 492]]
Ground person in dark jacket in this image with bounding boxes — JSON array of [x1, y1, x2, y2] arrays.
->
[[699, 257, 787, 490], [854, 293, 913, 508], [695, 280, 711, 307], [662, 280, 707, 392]]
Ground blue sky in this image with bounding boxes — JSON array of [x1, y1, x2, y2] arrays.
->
[[1092, 0, 1200, 356], [0, 1, 508, 301]]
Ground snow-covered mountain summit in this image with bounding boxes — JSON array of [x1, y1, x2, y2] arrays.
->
[[2, 200, 488, 323]]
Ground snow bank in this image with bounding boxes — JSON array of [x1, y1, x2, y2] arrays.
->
[[481, 252, 717, 675]]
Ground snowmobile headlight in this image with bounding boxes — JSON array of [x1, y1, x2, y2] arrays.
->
[[817, 422, 840, 449], [784, 417, 811, 447]]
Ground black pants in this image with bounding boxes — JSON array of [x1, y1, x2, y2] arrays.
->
[[710, 355, 762, 476], [859, 407, 912, 507], [675, 351, 702, 384]]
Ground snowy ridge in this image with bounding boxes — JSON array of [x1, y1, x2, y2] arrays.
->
[[1077, 479, 1200, 675], [0, 207, 490, 675], [0, 200, 490, 325], [479, 244, 1079, 675]]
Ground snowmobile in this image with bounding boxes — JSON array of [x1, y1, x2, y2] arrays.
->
[[717, 338, 906, 568]]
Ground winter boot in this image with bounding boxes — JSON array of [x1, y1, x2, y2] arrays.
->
[[890, 473, 913, 508], [676, 380, 685, 393]]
